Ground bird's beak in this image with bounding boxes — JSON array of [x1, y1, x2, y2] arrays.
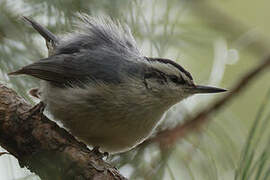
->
[[187, 85, 227, 94]]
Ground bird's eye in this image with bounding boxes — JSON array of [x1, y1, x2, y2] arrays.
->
[[170, 75, 178, 83], [170, 75, 185, 84]]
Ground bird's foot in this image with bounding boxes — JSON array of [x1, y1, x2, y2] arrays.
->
[[91, 146, 109, 159]]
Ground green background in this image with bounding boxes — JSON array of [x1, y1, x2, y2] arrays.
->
[[0, 0, 270, 179]]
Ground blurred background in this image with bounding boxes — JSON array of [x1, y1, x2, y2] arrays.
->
[[0, 0, 270, 179]]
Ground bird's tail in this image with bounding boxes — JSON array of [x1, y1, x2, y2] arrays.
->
[[8, 17, 59, 76], [22, 16, 59, 45]]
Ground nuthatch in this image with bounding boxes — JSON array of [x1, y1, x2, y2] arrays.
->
[[9, 14, 226, 153]]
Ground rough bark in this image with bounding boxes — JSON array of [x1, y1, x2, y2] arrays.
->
[[0, 84, 127, 180]]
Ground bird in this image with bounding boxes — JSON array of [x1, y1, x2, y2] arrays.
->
[[9, 14, 226, 154]]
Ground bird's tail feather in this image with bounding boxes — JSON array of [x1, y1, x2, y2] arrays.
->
[[22, 16, 58, 44]]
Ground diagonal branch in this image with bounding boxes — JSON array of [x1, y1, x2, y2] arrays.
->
[[150, 56, 270, 147], [0, 84, 127, 180]]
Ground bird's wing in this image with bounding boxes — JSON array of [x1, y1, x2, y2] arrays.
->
[[9, 52, 141, 87]]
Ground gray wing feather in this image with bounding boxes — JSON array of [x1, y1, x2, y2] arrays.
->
[[10, 15, 145, 87], [9, 51, 144, 87]]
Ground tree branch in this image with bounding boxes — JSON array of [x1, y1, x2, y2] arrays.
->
[[0, 84, 127, 180]]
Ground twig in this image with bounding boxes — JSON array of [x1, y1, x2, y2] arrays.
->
[[150, 56, 270, 147], [0, 152, 10, 156]]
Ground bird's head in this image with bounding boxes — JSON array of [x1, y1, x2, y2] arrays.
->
[[143, 57, 226, 105]]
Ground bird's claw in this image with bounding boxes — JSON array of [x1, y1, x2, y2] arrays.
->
[[21, 101, 46, 120], [91, 146, 109, 159]]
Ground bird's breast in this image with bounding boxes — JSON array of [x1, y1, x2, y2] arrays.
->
[[41, 81, 168, 153]]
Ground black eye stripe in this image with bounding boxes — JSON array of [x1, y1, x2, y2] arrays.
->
[[144, 68, 186, 85], [170, 75, 178, 83], [144, 68, 168, 85], [169, 75, 184, 84]]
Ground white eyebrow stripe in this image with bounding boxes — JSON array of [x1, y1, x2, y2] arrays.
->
[[145, 60, 194, 85], [147, 61, 180, 75]]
